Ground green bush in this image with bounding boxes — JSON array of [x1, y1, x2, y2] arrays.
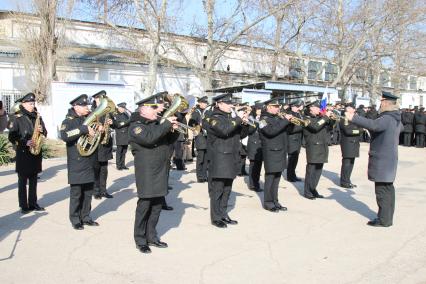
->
[[41, 142, 54, 159], [0, 134, 12, 166]]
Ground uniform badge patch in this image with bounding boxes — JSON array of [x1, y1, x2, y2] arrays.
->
[[60, 124, 66, 131], [352, 130, 359, 134], [211, 120, 217, 126], [133, 127, 142, 134], [120, 122, 125, 125], [231, 121, 236, 126], [8, 121, 13, 129], [318, 119, 325, 126]]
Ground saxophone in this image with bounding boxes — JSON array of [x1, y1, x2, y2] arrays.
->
[[77, 95, 116, 156], [29, 112, 44, 155]]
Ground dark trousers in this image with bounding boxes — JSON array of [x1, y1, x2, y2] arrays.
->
[[402, 133, 412, 146], [287, 152, 300, 179], [18, 173, 38, 209], [239, 155, 247, 175], [249, 159, 262, 189], [116, 145, 128, 168], [340, 158, 355, 185], [134, 197, 163, 246], [264, 172, 281, 209], [196, 149, 208, 180], [304, 163, 324, 197], [173, 141, 185, 170], [374, 182, 395, 226], [69, 183, 94, 225], [208, 178, 233, 222], [94, 161, 108, 195], [415, 133, 425, 148]]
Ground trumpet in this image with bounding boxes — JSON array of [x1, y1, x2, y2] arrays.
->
[[329, 109, 348, 125], [289, 116, 310, 127], [231, 106, 255, 127], [248, 115, 267, 128]]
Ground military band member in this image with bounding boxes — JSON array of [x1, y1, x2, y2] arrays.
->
[[91, 91, 114, 199], [401, 108, 414, 146], [286, 100, 304, 182], [259, 98, 292, 212], [8, 93, 47, 214], [114, 102, 130, 170], [189, 96, 209, 183], [60, 94, 99, 230], [339, 103, 361, 188], [346, 92, 403, 227], [414, 107, 425, 148], [206, 93, 249, 228], [247, 102, 263, 192], [129, 95, 179, 254], [303, 100, 334, 200]]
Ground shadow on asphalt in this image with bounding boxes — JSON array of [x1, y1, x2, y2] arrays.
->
[[325, 187, 376, 219], [322, 169, 341, 187]]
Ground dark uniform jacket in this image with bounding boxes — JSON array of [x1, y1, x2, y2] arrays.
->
[[303, 115, 334, 164], [352, 110, 403, 183], [60, 108, 96, 184], [206, 108, 248, 179], [259, 112, 290, 173], [414, 112, 426, 134], [189, 107, 207, 150], [8, 106, 47, 176], [366, 109, 378, 120], [287, 110, 303, 154], [339, 119, 361, 158], [401, 112, 414, 133], [247, 123, 262, 161], [129, 114, 179, 198], [113, 111, 130, 145]]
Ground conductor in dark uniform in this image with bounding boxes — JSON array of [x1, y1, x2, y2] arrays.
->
[[339, 103, 361, 188], [8, 93, 47, 214], [189, 96, 209, 182], [303, 100, 334, 200], [346, 92, 403, 227], [259, 98, 292, 212], [129, 95, 179, 254], [286, 100, 304, 182], [246, 102, 263, 191], [91, 91, 114, 199], [206, 93, 249, 228], [114, 102, 130, 170], [60, 94, 99, 230]]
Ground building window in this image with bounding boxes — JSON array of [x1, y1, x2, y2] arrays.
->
[[289, 58, 304, 79], [308, 61, 322, 80], [400, 76, 408, 90], [325, 63, 337, 82], [410, 76, 417, 90]]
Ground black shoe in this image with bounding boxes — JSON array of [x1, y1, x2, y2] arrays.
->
[[304, 195, 316, 200], [167, 186, 173, 190], [276, 205, 288, 211], [147, 240, 168, 248], [102, 192, 113, 198], [350, 183, 357, 188], [314, 194, 324, 198], [117, 167, 123, 170], [197, 179, 206, 183], [73, 223, 84, 230], [20, 207, 32, 214], [162, 205, 173, 211], [94, 194, 102, 200], [264, 207, 279, 213], [288, 177, 302, 182], [253, 188, 263, 192], [122, 166, 129, 170], [136, 244, 152, 253], [367, 219, 390, 227], [29, 204, 45, 211], [340, 183, 353, 188], [222, 217, 238, 225], [212, 220, 227, 228], [83, 220, 99, 226]]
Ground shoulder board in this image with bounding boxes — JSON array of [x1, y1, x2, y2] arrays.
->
[[15, 114, 22, 118], [66, 116, 74, 120]]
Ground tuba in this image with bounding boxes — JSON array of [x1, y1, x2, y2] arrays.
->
[[29, 112, 44, 155], [77, 95, 116, 156], [159, 93, 192, 134]]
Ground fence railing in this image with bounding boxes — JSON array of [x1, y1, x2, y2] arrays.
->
[[0, 90, 24, 113]]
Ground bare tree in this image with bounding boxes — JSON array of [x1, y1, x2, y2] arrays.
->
[[170, 0, 294, 90], [17, 0, 74, 104]]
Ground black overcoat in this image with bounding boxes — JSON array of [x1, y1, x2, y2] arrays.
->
[[303, 115, 334, 163], [339, 119, 361, 158], [113, 112, 130, 145]]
